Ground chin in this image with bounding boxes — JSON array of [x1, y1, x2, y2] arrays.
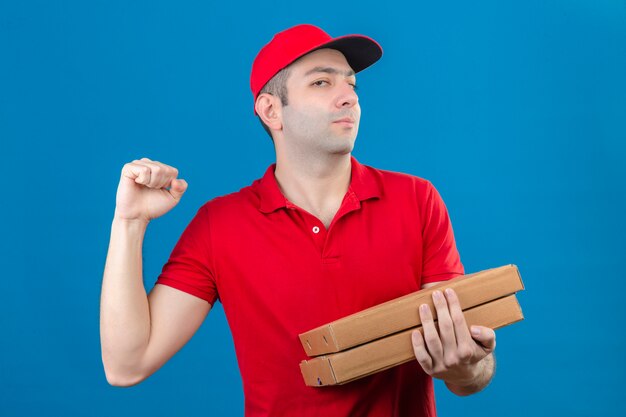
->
[[327, 139, 356, 155]]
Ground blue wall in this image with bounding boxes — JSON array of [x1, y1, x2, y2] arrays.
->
[[2, 1, 625, 415]]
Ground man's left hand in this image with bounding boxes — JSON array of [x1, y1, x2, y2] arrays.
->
[[411, 288, 496, 394]]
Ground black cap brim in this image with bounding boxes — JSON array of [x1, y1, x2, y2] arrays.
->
[[312, 35, 383, 73]]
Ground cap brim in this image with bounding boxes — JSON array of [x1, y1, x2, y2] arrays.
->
[[312, 35, 383, 73]]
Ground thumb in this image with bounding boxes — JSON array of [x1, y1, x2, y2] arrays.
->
[[470, 326, 496, 351], [169, 178, 188, 200]]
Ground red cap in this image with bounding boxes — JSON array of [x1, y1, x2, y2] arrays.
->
[[250, 24, 383, 113]]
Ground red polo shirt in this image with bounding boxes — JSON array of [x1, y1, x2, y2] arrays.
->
[[156, 156, 464, 417]]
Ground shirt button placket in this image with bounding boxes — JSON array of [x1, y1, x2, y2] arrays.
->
[[310, 223, 327, 253]]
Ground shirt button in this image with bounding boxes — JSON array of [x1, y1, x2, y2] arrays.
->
[[312, 226, 320, 234]]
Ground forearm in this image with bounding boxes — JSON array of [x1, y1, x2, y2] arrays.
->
[[100, 217, 151, 384], [445, 353, 495, 396]]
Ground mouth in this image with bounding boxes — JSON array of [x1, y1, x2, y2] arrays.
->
[[333, 117, 356, 127]]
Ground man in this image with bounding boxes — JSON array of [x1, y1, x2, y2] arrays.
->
[[100, 24, 496, 416]]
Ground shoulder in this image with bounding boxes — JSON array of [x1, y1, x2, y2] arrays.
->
[[363, 163, 437, 197], [197, 180, 261, 217]]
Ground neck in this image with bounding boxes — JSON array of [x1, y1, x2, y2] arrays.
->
[[274, 152, 352, 228]]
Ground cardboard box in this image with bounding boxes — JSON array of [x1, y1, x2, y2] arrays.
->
[[299, 265, 524, 356], [300, 294, 523, 387]]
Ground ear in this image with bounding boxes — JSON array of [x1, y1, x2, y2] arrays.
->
[[255, 93, 283, 132]]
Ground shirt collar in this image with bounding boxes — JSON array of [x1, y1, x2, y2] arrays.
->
[[256, 156, 382, 214]]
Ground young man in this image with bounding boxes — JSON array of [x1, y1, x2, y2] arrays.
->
[[100, 24, 496, 416]]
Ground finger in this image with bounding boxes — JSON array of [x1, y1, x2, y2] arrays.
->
[[134, 159, 168, 188], [122, 162, 151, 186], [470, 326, 496, 352], [432, 290, 457, 354], [412, 329, 433, 374], [151, 160, 180, 189], [134, 159, 178, 189], [168, 178, 188, 200], [419, 303, 443, 363], [444, 288, 476, 363], [444, 288, 472, 346]]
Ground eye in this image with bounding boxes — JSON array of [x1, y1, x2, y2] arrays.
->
[[312, 80, 329, 87], [349, 83, 359, 91]]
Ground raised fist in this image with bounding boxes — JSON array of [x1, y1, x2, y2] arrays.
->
[[114, 158, 188, 222]]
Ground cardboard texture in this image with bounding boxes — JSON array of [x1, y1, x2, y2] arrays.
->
[[300, 294, 523, 387], [299, 265, 524, 356]]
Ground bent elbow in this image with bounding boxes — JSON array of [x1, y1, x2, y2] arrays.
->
[[104, 369, 147, 387], [102, 358, 148, 387], [102, 351, 149, 387]]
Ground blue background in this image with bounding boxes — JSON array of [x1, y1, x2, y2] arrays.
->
[[2, 0, 625, 415]]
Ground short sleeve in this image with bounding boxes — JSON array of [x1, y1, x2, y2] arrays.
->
[[155, 205, 218, 304], [420, 182, 464, 284]]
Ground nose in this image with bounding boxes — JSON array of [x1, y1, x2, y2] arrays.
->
[[336, 82, 359, 109]]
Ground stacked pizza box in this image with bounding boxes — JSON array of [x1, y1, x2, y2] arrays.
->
[[299, 265, 525, 386]]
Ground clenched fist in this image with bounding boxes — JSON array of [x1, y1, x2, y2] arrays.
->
[[114, 158, 188, 223]]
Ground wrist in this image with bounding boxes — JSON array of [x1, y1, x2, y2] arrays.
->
[[111, 215, 150, 233], [113, 210, 150, 227], [445, 354, 495, 396], [446, 362, 482, 388]]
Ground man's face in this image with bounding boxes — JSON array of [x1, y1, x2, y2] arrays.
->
[[279, 48, 361, 157]]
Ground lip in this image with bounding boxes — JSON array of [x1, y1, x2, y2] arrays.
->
[[333, 117, 355, 124]]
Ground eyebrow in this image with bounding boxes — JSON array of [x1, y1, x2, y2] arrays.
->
[[304, 66, 356, 77]]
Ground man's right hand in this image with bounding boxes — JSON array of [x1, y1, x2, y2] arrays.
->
[[114, 158, 188, 223]]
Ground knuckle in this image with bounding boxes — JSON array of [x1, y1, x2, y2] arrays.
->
[[453, 316, 467, 329], [439, 321, 453, 333], [457, 346, 472, 361], [414, 353, 429, 365], [452, 315, 465, 328], [432, 365, 444, 376], [443, 356, 458, 369], [452, 313, 465, 326]]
